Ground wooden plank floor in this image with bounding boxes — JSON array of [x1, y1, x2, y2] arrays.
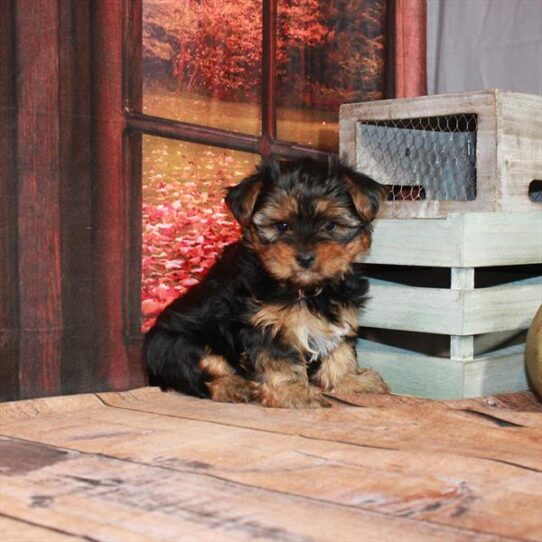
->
[[1, 387, 541, 542]]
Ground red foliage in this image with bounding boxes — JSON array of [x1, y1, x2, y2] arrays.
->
[[173, 0, 330, 101], [144, 0, 387, 108], [141, 184, 241, 333]]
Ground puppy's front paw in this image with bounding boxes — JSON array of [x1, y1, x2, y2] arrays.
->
[[333, 368, 389, 395], [258, 383, 331, 409], [298, 388, 332, 409], [207, 375, 253, 403]]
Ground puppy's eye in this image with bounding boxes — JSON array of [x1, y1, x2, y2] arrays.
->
[[325, 221, 337, 232], [275, 222, 290, 233]]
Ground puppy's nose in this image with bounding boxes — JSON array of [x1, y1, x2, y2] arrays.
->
[[296, 252, 316, 269]]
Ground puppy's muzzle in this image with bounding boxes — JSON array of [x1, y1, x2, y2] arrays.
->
[[295, 252, 316, 269]]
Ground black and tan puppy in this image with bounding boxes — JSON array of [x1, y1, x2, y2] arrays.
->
[[145, 157, 389, 408]]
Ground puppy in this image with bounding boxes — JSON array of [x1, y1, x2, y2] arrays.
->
[[145, 157, 389, 408]]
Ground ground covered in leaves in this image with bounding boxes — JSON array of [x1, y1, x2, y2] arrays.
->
[[141, 136, 258, 332]]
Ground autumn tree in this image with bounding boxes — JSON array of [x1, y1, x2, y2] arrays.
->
[[143, 0, 386, 107], [144, 0, 330, 101], [323, 0, 386, 102]]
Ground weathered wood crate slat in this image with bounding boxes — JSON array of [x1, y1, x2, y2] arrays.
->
[[341, 90, 542, 399], [364, 212, 542, 267], [356, 341, 528, 400], [364, 275, 541, 336], [358, 260, 541, 399]]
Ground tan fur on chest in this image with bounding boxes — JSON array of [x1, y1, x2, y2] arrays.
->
[[251, 302, 358, 361]]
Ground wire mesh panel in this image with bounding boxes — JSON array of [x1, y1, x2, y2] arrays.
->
[[356, 114, 478, 203]]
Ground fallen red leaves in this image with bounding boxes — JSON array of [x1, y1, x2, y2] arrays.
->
[[141, 197, 240, 332], [141, 143, 254, 333]]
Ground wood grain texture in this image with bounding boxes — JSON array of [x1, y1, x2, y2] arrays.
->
[[462, 347, 530, 399], [58, 0, 97, 395], [15, 0, 63, 398], [394, 0, 427, 98], [459, 212, 542, 267], [357, 209, 540, 399], [124, 0, 145, 342], [0, 515, 82, 542], [450, 335, 475, 362], [363, 276, 541, 335], [1, 437, 505, 542], [91, 0, 126, 389], [357, 340, 529, 399], [91, 0, 145, 392], [0, 0, 19, 401], [365, 212, 542, 267], [91, 387, 542, 471], [328, 390, 542, 427], [1, 389, 541, 541], [1, 1, 146, 402], [498, 91, 542, 213]]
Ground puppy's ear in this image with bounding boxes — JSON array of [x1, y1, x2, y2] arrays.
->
[[343, 168, 388, 223], [225, 160, 279, 226]]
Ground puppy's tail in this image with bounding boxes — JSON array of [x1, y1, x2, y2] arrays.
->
[[144, 328, 209, 398]]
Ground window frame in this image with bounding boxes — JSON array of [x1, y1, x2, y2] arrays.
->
[[124, 0, 339, 160]]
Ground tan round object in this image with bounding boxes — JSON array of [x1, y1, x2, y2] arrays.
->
[[525, 304, 542, 398]]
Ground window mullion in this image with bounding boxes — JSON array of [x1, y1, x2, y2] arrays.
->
[[260, 0, 277, 156], [125, 112, 260, 154]]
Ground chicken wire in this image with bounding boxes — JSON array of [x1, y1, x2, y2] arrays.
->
[[356, 114, 477, 203]]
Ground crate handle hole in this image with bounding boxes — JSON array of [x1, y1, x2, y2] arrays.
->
[[529, 180, 542, 203]]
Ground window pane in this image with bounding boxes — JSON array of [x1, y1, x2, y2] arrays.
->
[[142, 0, 262, 135], [276, 0, 387, 151], [142, 135, 259, 332]]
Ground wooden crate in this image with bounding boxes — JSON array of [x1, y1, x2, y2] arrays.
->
[[340, 89, 542, 219], [358, 213, 542, 399], [355, 212, 542, 399], [340, 90, 542, 399]]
